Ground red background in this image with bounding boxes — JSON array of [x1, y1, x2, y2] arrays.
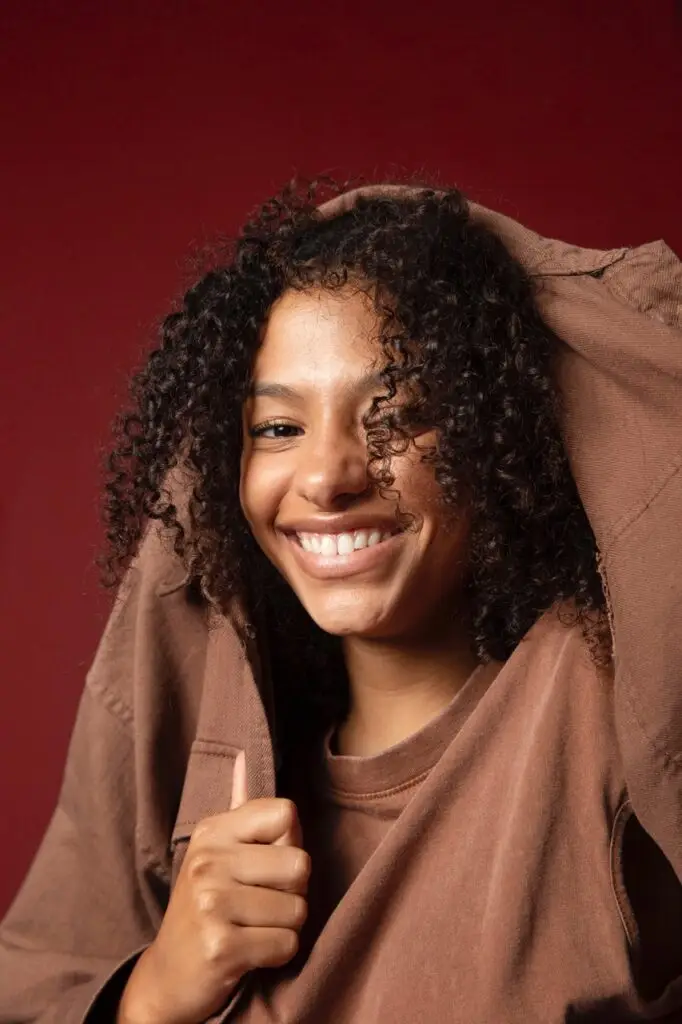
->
[[1, 0, 681, 916]]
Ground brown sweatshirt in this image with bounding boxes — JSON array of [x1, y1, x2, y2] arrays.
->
[[1, 199, 681, 1023]]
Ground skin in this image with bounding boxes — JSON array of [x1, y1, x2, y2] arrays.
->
[[241, 286, 479, 755], [118, 286, 479, 1023], [117, 753, 310, 1024]]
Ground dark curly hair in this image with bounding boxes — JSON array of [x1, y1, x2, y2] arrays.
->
[[102, 179, 611, 761]]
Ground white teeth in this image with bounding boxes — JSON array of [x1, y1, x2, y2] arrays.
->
[[337, 533, 355, 555], [320, 535, 337, 556], [296, 528, 395, 556]]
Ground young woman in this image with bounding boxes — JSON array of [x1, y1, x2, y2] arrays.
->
[[1, 183, 682, 1024]]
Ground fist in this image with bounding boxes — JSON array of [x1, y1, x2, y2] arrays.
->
[[117, 751, 310, 1024]]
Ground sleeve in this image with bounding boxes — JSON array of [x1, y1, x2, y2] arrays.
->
[[0, 663, 160, 1020], [0, 526, 191, 1023], [544, 239, 682, 880]]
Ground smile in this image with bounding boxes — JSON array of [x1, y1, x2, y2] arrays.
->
[[296, 528, 394, 556], [283, 527, 404, 580]]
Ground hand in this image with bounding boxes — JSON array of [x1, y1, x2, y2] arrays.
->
[[317, 183, 431, 219], [117, 751, 309, 1024]]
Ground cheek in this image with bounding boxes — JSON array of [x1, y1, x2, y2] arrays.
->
[[239, 454, 288, 542], [392, 450, 469, 555]]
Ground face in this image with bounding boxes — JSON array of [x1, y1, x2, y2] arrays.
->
[[240, 287, 470, 641]]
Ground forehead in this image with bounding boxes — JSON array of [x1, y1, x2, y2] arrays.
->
[[252, 287, 382, 383]]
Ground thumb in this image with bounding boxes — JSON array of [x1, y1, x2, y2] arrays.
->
[[273, 803, 303, 849], [230, 750, 248, 810]]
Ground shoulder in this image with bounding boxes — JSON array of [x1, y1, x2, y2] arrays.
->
[[87, 520, 245, 752]]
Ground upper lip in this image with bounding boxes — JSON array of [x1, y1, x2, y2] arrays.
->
[[277, 514, 403, 535]]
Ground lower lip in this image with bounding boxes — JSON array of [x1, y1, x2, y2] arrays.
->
[[284, 532, 405, 579]]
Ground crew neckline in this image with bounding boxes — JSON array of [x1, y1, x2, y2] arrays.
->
[[322, 659, 500, 799]]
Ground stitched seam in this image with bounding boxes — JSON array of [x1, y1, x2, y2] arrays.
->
[[602, 275, 637, 309], [603, 458, 682, 558], [191, 739, 241, 757], [595, 548, 616, 662], [171, 746, 239, 835], [610, 799, 638, 950], [85, 673, 134, 728], [600, 260, 679, 323], [621, 663, 682, 773], [529, 248, 628, 279], [76, 683, 171, 886], [328, 765, 432, 801], [607, 461, 682, 771]]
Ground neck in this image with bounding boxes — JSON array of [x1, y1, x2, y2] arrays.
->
[[337, 614, 480, 757]]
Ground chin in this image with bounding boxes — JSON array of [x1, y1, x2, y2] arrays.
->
[[303, 596, 391, 638]]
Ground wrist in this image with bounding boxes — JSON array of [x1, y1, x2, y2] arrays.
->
[[116, 946, 168, 1024]]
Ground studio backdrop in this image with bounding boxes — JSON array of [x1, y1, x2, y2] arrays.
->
[[1, 0, 681, 915]]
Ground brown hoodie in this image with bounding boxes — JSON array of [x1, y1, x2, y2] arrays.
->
[[1, 194, 681, 1023]]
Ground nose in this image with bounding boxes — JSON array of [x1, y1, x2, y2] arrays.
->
[[295, 428, 370, 509]]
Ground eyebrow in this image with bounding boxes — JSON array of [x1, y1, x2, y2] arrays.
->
[[250, 370, 386, 402], [250, 382, 301, 401]]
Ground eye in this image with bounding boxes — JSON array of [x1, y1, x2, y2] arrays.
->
[[249, 420, 303, 440]]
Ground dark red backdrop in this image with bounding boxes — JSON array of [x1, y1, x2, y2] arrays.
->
[[2, 0, 681, 916]]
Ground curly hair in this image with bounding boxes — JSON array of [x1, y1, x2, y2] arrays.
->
[[102, 179, 611, 758]]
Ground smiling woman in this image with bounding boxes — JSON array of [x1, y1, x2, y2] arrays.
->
[[108, 184, 607, 670], [241, 288, 472, 644], [2, 181, 682, 1024], [241, 284, 479, 755]]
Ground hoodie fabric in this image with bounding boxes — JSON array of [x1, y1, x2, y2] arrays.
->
[[1, 194, 681, 1023]]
